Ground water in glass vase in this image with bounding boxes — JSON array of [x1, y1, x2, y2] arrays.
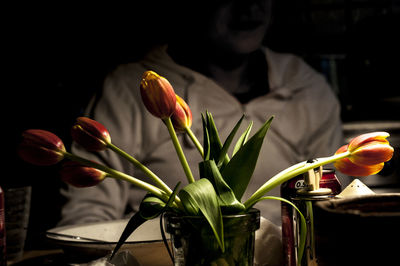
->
[[165, 208, 260, 266]]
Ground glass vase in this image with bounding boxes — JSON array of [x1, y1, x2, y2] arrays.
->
[[164, 208, 260, 266]]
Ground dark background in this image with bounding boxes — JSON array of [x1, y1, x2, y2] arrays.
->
[[3, 0, 400, 249]]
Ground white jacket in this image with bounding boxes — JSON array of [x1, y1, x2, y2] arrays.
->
[[59, 46, 344, 227]]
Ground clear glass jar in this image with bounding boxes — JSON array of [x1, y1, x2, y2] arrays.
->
[[164, 208, 260, 266]]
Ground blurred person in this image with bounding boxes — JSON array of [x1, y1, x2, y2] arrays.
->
[[59, 0, 343, 239]]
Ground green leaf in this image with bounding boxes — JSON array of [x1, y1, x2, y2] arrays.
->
[[110, 183, 180, 259], [205, 111, 223, 163], [110, 211, 146, 260], [179, 178, 224, 251], [139, 195, 166, 218], [202, 113, 211, 161], [221, 116, 274, 200], [217, 115, 244, 169], [232, 121, 253, 156], [253, 196, 306, 264], [140, 183, 181, 219], [199, 160, 245, 213]]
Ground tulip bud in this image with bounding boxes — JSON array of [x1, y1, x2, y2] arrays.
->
[[171, 95, 192, 133], [348, 132, 394, 166], [334, 145, 384, 176], [71, 117, 111, 152], [140, 70, 176, 119], [18, 129, 66, 166], [60, 161, 107, 187]]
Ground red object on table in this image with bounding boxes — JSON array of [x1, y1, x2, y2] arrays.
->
[[280, 169, 342, 265]]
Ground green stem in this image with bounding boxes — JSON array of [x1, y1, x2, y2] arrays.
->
[[63, 152, 182, 210], [306, 201, 315, 265], [244, 151, 351, 210], [164, 117, 195, 183], [185, 127, 204, 157], [257, 196, 306, 265], [107, 142, 173, 195]]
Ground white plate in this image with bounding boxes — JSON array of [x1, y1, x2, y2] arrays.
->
[[46, 218, 171, 265]]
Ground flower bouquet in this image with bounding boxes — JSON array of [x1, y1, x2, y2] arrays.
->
[[18, 71, 394, 265]]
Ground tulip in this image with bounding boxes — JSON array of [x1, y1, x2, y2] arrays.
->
[[140, 71, 194, 183], [333, 132, 393, 177], [171, 94, 204, 156], [60, 161, 107, 187], [70, 116, 175, 195], [347, 132, 394, 166], [59, 152, 181, 208], [245, 131, 395, 209], [171, 94, 192, 133], [71, 117, 111, 152], [334, 145, 384, 176], [18, 129, 66, 166], [140, 70, 176, 119]]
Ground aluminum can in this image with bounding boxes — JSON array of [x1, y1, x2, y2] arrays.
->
[[281, 169, 341, 266], [0, 186, 6, 266]]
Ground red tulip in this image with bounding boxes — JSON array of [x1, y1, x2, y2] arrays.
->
[[71, 117, 111, 152], [171, 94, 192, 133], [334, 145, 384, 176], [140, 70, 176, 119], [60, 161, 107, 187], [347, 132, 394, 166], [18, 129, 66, 166]]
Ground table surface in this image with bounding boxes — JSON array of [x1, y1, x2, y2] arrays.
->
[[8, 246, 173, 266], [8, 249, 67, 266]]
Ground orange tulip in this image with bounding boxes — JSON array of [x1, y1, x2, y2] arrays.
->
[[334, 145, 384, 176], [333, 132, 394, 177], [71, 117, 111, 152], [60, 161, 106, 187], [347, 132, 394, 166], [140, 70, 176, 119], [171, 95, 192, 133], [18, 129, 66, 166]]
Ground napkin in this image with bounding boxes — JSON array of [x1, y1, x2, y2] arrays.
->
[[254, 217, 284, 266]]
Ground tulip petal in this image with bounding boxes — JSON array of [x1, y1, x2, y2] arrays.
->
[[18, 144, 65, 166], [71, 119, 111, 152], [334, 158, 384, 177], [348, 132, 390, 152], [60, 161, 106, 187], [350, 141, 394, 165], [171, 94, 192, 133], [18, 129, 65, 166], [335, 144, 348, 155], [76, 117, 111, 144], [22, 129, 65, 152]]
